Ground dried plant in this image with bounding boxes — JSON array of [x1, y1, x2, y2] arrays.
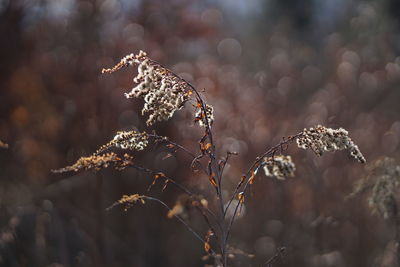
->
[[52, 153, 134, 173], [349, 157, 400, 219], [349, 157, 400, 265], [296, 125, 366, 163], [102, 51, 192, 126], [263, 155, 296, 180], [54, 51, 366, 266], [95, 131, 149, 154]]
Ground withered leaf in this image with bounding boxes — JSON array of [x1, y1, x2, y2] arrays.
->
[[204, 229, 214, 253], [249, 170, 256, 185], [203, 143, 212, 150], [238, 192, 245, 204], [209, 173, 217, 187]]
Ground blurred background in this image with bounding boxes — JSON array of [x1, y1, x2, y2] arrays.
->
[[1, 0, 400, 266]]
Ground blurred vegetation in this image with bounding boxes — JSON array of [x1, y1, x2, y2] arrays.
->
[[1, 0, 400, 266]]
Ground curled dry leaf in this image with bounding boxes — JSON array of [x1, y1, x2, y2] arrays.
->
[[148, 172, 167, 191], [248, 170, 256, 185], [204, 229, 214, 253], [209, 173, 218, 187], [238, 192, 245, 204], [200, 143, 212, 153]]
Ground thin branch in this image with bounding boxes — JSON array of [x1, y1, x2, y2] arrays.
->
[[128, 164, 193, 195], [224, 134, 302, 246], [147, 59, 216, 162], [390, 195, 400, 267], [263, 247, 286, 267], [136, 58, 226, 265], [142, 196, 218, 257], [147, 133, 208, 175], [127, 164, 223, 233], [224, 133, 302, 218], [148, 133, 196, 159], [219, 152, 238, 181]]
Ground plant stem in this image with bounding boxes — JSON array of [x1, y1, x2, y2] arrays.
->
[[391, 196, 400, 267], [143, 196, 219, 258]]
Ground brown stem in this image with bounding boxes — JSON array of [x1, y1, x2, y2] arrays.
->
[[142, 196, 219, 258], [390, 196, 400, 267], [224, 134, 302, 247], [147, 58, 228, 265], [263, 247, 286, 267], [224, 133, 302, 218], [148, 133, 197, 158], [126, 164, 223, 232], [148, 133, 208, 174]]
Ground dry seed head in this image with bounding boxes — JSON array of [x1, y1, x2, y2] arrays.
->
[[96, 131, 149, 154], [349, 157, 400, 219], [263, 155, 296, 180], [103, 51, 192, 126], [297, 125, 366, 163], [102, 51, 147, 73], [117, 194, 146, 211], [52, 153, 133, 173]]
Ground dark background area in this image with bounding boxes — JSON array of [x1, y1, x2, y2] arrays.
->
[[1, 0, 400, 266]]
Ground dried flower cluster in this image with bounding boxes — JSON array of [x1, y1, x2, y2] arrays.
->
[[55, 49, 368, 267], [349, 157, 400, 219], [195, 104, 214, 127], [0, 140, 8, 149], [96, 131, 149, 154], [262, 155, 296, 180], [297, 125, 366, 163], [113, 194, 146, 211], [102, 51, 193, 126], [52, 153, 134, 173]]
